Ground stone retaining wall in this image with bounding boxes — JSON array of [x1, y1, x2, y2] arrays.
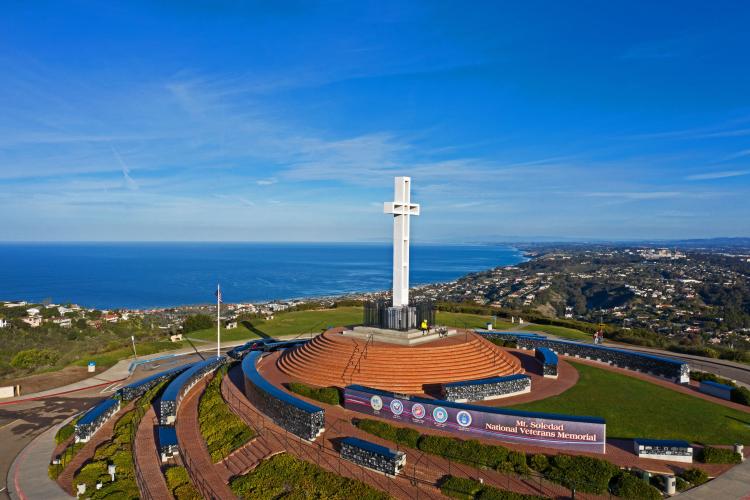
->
[[441, 375, 531, 402], [340, 437, 405, 476]]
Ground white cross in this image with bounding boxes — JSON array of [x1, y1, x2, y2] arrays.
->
[[384, 176, 420, 307]]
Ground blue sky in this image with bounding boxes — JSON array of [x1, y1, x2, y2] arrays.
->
[[1, 1, 749, 242]]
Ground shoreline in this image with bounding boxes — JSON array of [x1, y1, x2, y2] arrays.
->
[[1, 245, 530, 311]]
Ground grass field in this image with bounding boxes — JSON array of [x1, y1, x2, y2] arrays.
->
[[187, 306, 364, 342], [436, 311, 514, 330], [71, 339, 182, 368], [519, 324, 591, 341], [511, 361, 750, 444], [187, 308, 518, 343]]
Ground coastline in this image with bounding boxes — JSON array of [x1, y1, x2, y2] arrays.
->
[[0, 243, 529, 310]]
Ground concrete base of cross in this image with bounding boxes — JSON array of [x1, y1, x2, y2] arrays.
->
[[342, 326, 458, 346]]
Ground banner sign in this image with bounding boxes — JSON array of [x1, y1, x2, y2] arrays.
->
[[343, 385, 606, 454]]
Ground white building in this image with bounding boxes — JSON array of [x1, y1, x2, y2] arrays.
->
[[52, 317, 72, 328], [0, 318, 8, 328], [22, 316, 42, 328]]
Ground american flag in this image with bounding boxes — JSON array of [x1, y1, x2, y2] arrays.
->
[[215, 284, 222, 303]]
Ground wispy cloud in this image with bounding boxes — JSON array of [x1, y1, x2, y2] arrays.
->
[[256, 178, 277, 186], [584, 191, 683, 200], [111, 147, 139, 191], [686, 170, 750, 181]]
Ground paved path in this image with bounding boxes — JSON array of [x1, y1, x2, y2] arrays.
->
[[133, 406, 172, 500], [679, 458, 750, 500], [7, 422, 71, 500], [174, 375, 236, 499]]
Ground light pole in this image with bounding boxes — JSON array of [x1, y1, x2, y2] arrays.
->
[[131, 335, 138, 361]]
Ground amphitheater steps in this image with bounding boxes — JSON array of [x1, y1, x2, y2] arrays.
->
[[277, 330, 522, 393]]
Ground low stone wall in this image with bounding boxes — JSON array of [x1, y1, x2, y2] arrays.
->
[[242, 351, 325, 441], [633, 439, 693, 463], [157, 425, 179, 462], [117, 365, 187, 401], [340, 437, 405, 475], [441, 374, 531, 402], [159, 356, 225, 425], [535, 347, 558, 378], [699, 380, 733, 400], [75, 398, 121, 442], [517, 338, 690, 383]]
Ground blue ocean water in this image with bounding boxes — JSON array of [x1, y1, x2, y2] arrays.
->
[[0, 243, 525, 309]]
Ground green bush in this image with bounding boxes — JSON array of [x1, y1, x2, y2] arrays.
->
[[10, 348, 60, 369], [183, 314, 213, 333], [700, 446, 742, 464], [690, 371, 736, 387], [354, 418, 419, 448], [230, 452, 388, 500], [198, 365, 255, 462], [679, 467, 709, 486], [731, 386, 750, 406], [610, 472, 661, 500], [675, 476, 690, 491], [528, 454, 548, 472], [439, 475, 483, 499], [286, 381, 341, 405], [164, 466, 201, 500], [438, 475, 545, 500], [55, 418, 79, 444], [544, 454, 619, 494]]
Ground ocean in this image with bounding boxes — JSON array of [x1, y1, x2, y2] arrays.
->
[[0, 243, 525, 309]]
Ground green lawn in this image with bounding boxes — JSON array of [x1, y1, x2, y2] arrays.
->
[[511, 361, 750, 444], [437, 311, 514, 330], [187, 306, 364, 342], [519, 324, 592, 341], [71, 340, 182, 368]]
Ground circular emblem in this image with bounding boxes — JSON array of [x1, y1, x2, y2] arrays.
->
[[432, 406, 449, 424], [389, 399, 404, 415], [411, 403, 426, 419], [370, 395, 383, 411], [456, 410, 473, 427]]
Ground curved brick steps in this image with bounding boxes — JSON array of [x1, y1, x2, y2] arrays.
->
[[277, 330, 522, 393]]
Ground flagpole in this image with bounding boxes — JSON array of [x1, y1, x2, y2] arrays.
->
[[216, 283, 221, 358]]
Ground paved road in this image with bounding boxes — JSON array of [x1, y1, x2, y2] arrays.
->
[[0, 351, 210, 500]]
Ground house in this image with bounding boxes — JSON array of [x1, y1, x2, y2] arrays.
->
[[52, 317, 72, 328], [0, 318, 8, 328], [26, 307, 41, 316], [225, 319, 238, 330], [3, 301, 27, 308], [22, 316, 42, 328], [102, 313, 119, 323]]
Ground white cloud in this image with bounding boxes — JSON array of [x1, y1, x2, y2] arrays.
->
[[256, 178, 277, 186], [686, 170, 750, 181]]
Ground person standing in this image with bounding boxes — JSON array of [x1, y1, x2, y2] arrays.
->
[[420, 318, 429, 336]]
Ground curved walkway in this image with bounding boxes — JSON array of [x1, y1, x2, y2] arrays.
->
[[133, 406, 172, 500], [678, 457, 750, 500], [174, 375, 236, 499], [7, 422, 70, 500]]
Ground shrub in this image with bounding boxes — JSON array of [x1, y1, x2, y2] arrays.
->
[[610, 472, 661, 500], [55, 418, 79, 444], [198, 366, 255, 462], [731, 386, 750, 406], [354, 419, 417, 448], [164, 466, 201, 500], [439, 475, 483, 499], [690, 371, 736, 387], [679, 467, 709, 486], [438, 475, 545, 500], [544, 454, 619, 494], [675, 476, 690, 491], [286, 382, 340, 406], [528, 454, 548, 472], [183, 314, 213, 333], [230, 453, 387, 499], [700, 446, 742, 464], [10, 348, 60, 369]]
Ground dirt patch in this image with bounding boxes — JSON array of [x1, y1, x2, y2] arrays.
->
[[0, 366, 92, 395]]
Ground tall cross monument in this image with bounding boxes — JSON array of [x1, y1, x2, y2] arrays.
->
[[384, 176, 420, 307]]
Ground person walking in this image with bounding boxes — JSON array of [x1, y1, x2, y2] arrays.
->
[[420, 318, 429, 336]]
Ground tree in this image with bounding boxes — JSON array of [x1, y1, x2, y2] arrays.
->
[[183, 314, 213, 333]]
